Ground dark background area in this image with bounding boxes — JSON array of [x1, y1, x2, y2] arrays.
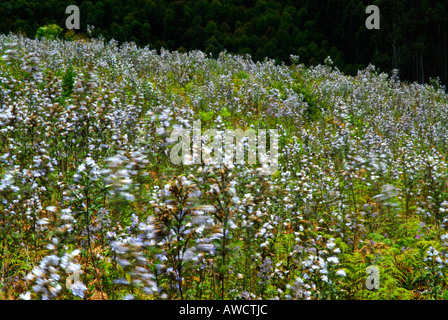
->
[[1, 0, 447, 86]]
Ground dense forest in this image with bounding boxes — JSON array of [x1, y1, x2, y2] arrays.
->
[[0, 1, 447, 89]]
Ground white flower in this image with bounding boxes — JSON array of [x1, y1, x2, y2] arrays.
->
[[47, 255, 60, 266], [120, 192, 135, 201], [77, 163, 86, 173], [36, 218, 50, 225], [70, 249, 81, 257], [336, 269, 346, 277], [19, 291, 31, 300], [71, 281, 87, 299], [46, 206, 57, 213], [85, 157, 96, 167], [326, 241, 336, 250], [327, 256, 339, 264], [295, 277, 304, 285], [61, 214, 74, 221], [427, 246, 439, 257]]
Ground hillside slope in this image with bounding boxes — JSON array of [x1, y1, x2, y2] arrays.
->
[[1, 35, 448, 300]]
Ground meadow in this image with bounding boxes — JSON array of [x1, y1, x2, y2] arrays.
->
[[1, 34, 448, 300]]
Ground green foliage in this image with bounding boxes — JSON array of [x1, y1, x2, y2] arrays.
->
[[292, 81, 321, 121], [199, 110, 214, 122], [35, 24, 62, 40], [61, 65, 76, 101]]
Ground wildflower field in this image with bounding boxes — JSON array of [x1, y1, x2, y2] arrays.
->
[[2, 34, 448, 300]]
